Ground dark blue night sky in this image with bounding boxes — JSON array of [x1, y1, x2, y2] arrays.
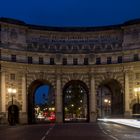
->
[[35, 85, 49, 105], [0, 0, 140, 27], [1, 0, 140, 104]]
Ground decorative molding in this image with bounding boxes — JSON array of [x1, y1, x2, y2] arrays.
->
[[61, 73, 89, 88]]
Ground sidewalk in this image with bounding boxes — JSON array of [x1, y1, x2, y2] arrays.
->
[[98, 118, 140, 128]]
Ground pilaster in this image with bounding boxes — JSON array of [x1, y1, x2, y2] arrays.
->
[[55, 74, 63, 123], [89, 74, 97, 122], [124, 72, 131, 117], [21, 74, 27, 123], [1, 71, 6, 112]]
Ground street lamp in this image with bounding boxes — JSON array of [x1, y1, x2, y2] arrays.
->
[[104, 99, 111, 117], [134, 87, 140, 104], [7, 87, 17, 125], [8, 88, 17, 105]]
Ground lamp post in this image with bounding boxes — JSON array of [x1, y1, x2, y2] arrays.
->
[[8, 88, 17, 105], [104, 99, 111, 117], [134, 87, 140, 104], [7, 87, 17, 125]]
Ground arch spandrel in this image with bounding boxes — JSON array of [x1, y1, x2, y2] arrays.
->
[[26, 72, 56, 92], [61, 73, 90, 89], [6, 100, 22, 110], [95, 72, 124, 92]]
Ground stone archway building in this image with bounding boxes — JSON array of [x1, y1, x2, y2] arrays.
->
[[0, 17, 140, 124]]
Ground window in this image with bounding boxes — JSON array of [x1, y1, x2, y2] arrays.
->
[[107, 57, 111, 64], [63, 58, 67, 65], [96, 57, 101, 64], [28, 56, 32, 64], [11, 55, 16, 62], [73, 58, 78, 65], [50, 58, 55, 65], [134, 54, 139, 61], [0, 49, 1, 60], [118, 56, 122, 63], [10, 73, 16, 80], [39, 57, 44, 64], [84, 58, 88, 65]]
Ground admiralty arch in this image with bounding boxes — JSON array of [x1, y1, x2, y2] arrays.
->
[[0, 17, 140, 124]]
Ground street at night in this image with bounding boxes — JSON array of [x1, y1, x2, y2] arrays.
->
[[0, 121, 140, 140]]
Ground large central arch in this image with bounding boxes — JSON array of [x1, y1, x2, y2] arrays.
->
[[63, 80, 89, 122], [28, 79, 55, 124]]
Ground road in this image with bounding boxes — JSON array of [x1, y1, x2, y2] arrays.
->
[[0, 122, 139, 140], [99, 121, 140, 140]]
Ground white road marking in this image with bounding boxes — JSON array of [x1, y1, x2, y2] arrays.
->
[[109, 135, 119, 140], [98, 123, 119, 140], [41, 124, 55, 140], [41, 136, 46, 140]]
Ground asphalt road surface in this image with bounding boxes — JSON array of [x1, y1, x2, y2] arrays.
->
[[0, 122, 139, 140]]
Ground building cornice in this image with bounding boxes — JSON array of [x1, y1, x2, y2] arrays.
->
[[0, 17, 140, 32]]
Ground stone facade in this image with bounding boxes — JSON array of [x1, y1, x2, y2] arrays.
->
[[0, 17, 140, 124]]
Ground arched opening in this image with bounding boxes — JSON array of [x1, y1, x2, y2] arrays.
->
[[63, 80, 89, 122], [8, 105, 19, 125], [97, 79, 124, 118], [132, 103, 140, 118], [28, 80, 55, 124]]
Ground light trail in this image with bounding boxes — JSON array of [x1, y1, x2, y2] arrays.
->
[[98, 118, 140, 128]]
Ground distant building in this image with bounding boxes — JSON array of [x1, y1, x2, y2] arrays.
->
[[0, 17, 140, 124]]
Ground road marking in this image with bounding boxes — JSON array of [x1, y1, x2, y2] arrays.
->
[[98, 123, 119, 140], [102, 130, 108, 135], [41, 136, 46, 140], [41, 124, 55, 140], [109, 135, 119, 140]]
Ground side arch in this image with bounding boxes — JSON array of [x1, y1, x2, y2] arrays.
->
[[27, 79, 55, 124], [96, 78, 124, 118]]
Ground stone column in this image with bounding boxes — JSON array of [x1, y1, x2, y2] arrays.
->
[[89, 74, 97, 122], [55, 74, 63, 123], [20, 74, 28, 124], [0, 71, 6, 123], [124, 72, 130, 117], [1, 71, 6, 112]]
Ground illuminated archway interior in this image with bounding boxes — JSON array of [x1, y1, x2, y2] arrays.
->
[[63, 80, 89, 122], [28, 80, 55, 124]]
